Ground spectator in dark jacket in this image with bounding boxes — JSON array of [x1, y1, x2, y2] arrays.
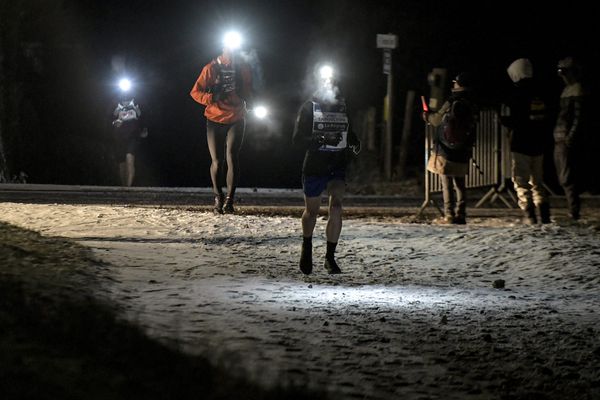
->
[[423, 72, 477, 224], [501, 58, 552, 224], [553, 57, 586, 220]]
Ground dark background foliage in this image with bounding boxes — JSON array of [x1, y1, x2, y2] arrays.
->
[[1, 0, 597, 187]]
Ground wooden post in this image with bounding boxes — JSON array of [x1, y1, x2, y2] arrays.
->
[[377, 33, 397, 181], [366, 107, 376, 152], [397, 90, 415, 178], [383, 50, 393, 180]]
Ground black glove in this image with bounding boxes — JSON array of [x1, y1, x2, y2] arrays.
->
[[349, 139, 362, 155], [209, 83, 224, 102], [317, 132, 343, 146]]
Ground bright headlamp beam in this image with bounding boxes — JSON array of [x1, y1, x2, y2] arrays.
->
[[253, 105, 268, 119], [118, 78, 132, 92], [223, 31, 242, 50], [319, 65, 334, 80]]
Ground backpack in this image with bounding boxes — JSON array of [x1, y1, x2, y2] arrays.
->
[[113, 99, 142, 135], [442, 99, 474, 149]]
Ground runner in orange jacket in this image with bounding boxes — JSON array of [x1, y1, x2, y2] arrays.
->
[[190, 36, 253, 214]]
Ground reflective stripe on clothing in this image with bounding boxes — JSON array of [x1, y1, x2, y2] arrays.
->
[[511, 152, 547, 209]]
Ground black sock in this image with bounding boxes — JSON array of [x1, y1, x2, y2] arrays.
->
[[299, 236, 313, 274], [326, 241, 337, 259]]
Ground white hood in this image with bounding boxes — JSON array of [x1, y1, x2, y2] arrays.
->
[[507, 58, 533, 83]]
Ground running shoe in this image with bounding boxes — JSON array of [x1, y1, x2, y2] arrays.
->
[[299, 243, 313, 275], [324, 257, 341, 274], [213, 194, 224, 214]]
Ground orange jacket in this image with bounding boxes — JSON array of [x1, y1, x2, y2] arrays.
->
[[190, 55, 253, 124]]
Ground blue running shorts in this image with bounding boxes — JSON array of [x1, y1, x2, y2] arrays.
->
[[302, 170, 346, 197]]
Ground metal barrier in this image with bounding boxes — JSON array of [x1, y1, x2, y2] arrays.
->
[[418, 108, 515, 216]]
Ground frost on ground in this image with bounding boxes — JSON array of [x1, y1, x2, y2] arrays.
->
[[1, 202, 599, 400]]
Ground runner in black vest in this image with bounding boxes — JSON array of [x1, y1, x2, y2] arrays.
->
[[292, 65, 360, 275]]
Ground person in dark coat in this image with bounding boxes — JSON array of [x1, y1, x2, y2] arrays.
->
[[501, 58, 552, 224], [423, 73, 477, 224], [553, 57, 586, 220]]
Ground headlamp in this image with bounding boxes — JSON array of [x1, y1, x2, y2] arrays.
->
[[223, 31, 242, 50], [319, 65, 334, 80], [118, 78, 132, 92]]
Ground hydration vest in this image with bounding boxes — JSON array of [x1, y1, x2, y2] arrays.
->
[[312, 101, 349, 151], [216, 59, 237, 95], [113, 99, 142, 135], [115, 99, 141, 122]]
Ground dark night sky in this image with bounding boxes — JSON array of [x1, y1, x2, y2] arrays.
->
[[13, 0, 600, 187]]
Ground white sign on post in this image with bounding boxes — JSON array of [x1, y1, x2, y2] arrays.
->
[[376, 34, 397, 49]]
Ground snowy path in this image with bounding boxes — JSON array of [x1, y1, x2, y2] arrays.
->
[[1, 203, 599, 399]]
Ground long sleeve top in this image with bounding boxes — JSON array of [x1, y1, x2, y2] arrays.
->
[[190, 54, 253, 124], [554, 82, 585, 145], [501, 79, 551, 156]]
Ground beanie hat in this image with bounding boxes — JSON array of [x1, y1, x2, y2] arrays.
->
[[507, 58, 533, 83]]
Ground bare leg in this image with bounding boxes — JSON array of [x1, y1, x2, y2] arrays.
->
[[324, 180, 344, 274], [302, 195, 321, 238], [206, 121, 226, 196], [118, 162, 127, 186], [125, 153, 135, 187], [299, 195, 321, 274], [326, 180, 345, 243], [225, 120, 245, 200]]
